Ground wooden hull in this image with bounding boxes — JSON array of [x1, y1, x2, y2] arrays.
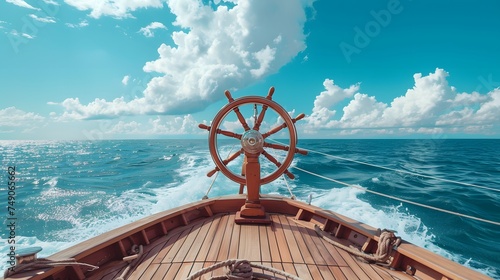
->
[[6, 195, 491, 280]]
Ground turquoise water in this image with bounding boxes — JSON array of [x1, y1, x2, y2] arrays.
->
[[1, 139, 499, 278]]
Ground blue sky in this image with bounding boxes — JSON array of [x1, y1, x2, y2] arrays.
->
[[1, 0, 499, 140]]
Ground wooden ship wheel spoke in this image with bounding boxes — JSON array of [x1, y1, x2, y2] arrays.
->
[[198, 86, 307, 224]]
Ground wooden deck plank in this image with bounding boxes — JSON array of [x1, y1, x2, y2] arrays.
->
[[197, 215, 223, 262], [270, 215, 293, 263], [127, 234, 173, 278], [259, 225, 272, 263], [187, 262, 204, 280], [339, 266, 360, 280], [307, 264, 324, 280], [336, 248, 369, 279], [176, 263, 195, 279], [354, 260, 386, 280], [318, 236, 348, 266], [160, 226, 193, 263], [285, 216, 316, 265], [282, 263, 297, 277], [173, 218, 206, 263], [90, 262, 126, 280], [227, 215, 241, 259], [266, 217, 283, 263], [271, 262, 284, 271], [238, 224, 261, 261], [150, 263, 170, 279], [277, 215, 304, 264], [371, 264, 415, 280], [295, 221, 330, 266], [216, 214, 235, 261], [294, 263, 312, 280], [306, 225, 339, 266], [152, 231, 183, 264], [329, 266, 348, 280], [317, 265, 335, 280], [163, 262, 182, 279], [134, 263, 160, 280], [205, 214, 229, 262]]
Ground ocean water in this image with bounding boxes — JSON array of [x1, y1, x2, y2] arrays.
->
[[0, 139, 499, 279]]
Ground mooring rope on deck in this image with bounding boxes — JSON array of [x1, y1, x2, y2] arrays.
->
[[186, 259, 303, 280], [115, 244, 143, 280], [313, 224, 401, 264], [4, 258, 98, 278]]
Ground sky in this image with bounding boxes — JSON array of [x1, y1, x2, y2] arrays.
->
[[1, 0, 499, 140]]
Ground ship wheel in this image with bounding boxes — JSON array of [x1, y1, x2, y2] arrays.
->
[[199, 87, 307, 186], [199, 87, 306, 222]]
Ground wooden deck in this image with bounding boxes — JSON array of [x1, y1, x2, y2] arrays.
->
[[88, 212, 413, 280]]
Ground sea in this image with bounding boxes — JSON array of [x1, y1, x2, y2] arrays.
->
[[0, 139, 499, 279]]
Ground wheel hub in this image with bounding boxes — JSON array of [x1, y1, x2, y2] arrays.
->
[[241, 130, 264, 154]]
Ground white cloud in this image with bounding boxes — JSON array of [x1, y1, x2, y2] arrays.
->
[[42, 0, 59, 5], [139, 22, 167, 38], [148, 115, 200, 135], [315, 79, 360, 108], [381, 68, 455, 127], [82, 115, 202, 137], [56, 97, 147, 120], [249, 45, 276, 78], [29, 14, 56, 23], [6, 0, 40, 10], [9, 29, 35, 39], [56, 0, 314, 119], [0, 107, 45, 127], [122, 75, 130, 85], [340, 93, 387, 127], [65, 19, 89, 28], [307, 79, 360, 128], [305, 68, 500, 136], [108, 120, 142, 134], [470, 89, 500, 123], [22, 33, 35, 39], [63, 0, 164, 19]]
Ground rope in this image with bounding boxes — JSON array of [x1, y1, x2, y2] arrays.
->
[[203, 145, 235, 199], [268, 139, 499, 193], [4, 258, 98, 278], [185, 259, 303, 280], [295, 166, 500, 226], [282, 175, 296, 200], [115, 244, 144, 280], [314, 225, 401, 264]]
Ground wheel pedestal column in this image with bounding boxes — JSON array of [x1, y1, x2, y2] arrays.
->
[[235, 130, 271, 224]]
